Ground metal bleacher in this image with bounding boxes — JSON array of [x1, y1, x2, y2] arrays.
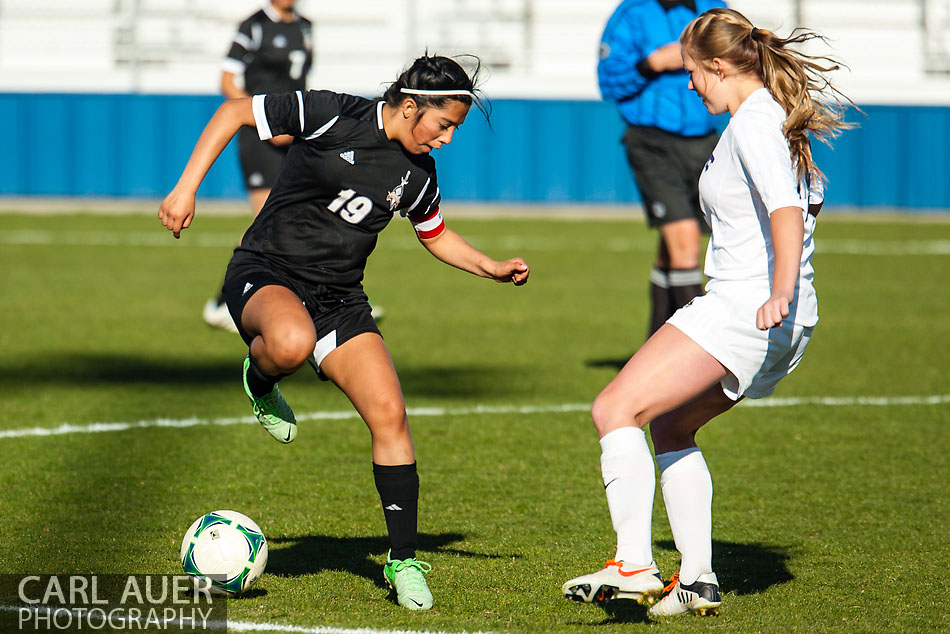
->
[[0, 0, 946, 101], [923, 0, 950, 72]]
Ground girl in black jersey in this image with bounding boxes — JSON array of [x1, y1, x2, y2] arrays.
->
[[159, 55, 529, 610]]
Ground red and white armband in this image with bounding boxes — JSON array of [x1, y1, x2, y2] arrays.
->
[[408, 206, 445, 239]]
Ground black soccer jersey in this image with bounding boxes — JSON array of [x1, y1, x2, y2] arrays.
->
[[236, 90, 445, 287], [223, 6, 313, 95]]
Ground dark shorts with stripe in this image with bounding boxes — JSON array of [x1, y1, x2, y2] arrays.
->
[[238, 126, 289, 190], [622, 125, 718, 229], [222, 251, 380, 381]]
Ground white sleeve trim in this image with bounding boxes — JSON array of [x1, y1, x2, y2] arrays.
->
[[304, 115, 339, 140], [423, 186, 441, 215], [252, 94, 273, 140], [233, 32, 252, 50], [406, 177, 431, 213], [249, 23, 263, 51], [765, 198, 806, 216], [296, 90, 304, 133], [221, 58, 245, 75]]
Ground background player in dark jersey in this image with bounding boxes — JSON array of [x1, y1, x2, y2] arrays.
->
[[203, 0, 314, 331], [159, 55, 529, 611]]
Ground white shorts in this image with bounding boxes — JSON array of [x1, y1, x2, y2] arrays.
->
[[667, 282, 814, 400]]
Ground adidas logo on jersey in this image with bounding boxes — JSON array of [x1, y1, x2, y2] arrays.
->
[[339, 150, 355, 165], [242, 282, 254, 296]]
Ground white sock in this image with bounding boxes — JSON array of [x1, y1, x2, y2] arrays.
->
[[599, 426, 655, 566], [657, 447, 713, 585]]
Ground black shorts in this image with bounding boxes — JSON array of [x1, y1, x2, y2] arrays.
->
[[237, 126, 289, 190], [222, 252, 380, 380], [622, 125, 718, 229]]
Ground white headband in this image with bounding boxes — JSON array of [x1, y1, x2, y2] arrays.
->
[[401, 88, 475, 98]]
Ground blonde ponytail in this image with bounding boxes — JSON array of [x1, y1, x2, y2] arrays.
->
[[682, 8, 856, 183]]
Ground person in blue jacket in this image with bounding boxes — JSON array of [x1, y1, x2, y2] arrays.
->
[[598, 0, 726, 336]]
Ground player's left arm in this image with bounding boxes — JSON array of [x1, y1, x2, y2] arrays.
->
[[756, 206, 804, 330], [419, 227, 529, 285]]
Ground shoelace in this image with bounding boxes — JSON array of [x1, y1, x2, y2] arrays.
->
[[604, 559, 654, 577], [391, 558, 432, 590], [661, 572, 680, 595], [253, 388, 283, 415]]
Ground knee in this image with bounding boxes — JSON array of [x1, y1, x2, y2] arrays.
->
[[265, 325, 316, 373], [666, 241, 701, 269], [663, 223, 702, 268], [591, 388, 646, 437], [369, 397, 409, 440]]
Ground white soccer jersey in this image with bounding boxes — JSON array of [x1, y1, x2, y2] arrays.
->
[[698, 88, 819, 327]]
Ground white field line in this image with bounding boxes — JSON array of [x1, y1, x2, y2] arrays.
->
[[2, 229, 950, 256], [0, 404, 586, 440], [0, 396, 946, 441], [740, 394, 950, 407], [817, 238, 950, 255], [0, 605, 501, 634], [228, 621, 502, 634]]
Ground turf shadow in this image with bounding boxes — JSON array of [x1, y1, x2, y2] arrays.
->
[[4, 354, 524, 397], [0, 354, 240, 386], [656, 539, 794, 595], [584, 357, 630, 371], [595, 599, 652, 625], [396, 365, 524, 398], [266, 532, 508, 590], [227, 588, 267, 600]]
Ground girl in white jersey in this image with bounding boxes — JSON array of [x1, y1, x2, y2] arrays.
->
[[563, 8, 852, 617]]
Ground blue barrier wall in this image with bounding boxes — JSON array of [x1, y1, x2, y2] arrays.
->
[[1, 93, 948, 209]]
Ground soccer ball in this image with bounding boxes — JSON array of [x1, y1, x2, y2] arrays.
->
[[180, 510, 268, 595]]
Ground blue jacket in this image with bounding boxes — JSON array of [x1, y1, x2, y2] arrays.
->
[[598, 0, 726, 136]]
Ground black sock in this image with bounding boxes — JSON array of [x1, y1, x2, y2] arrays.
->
[[215, 287, 227, 306], [669, 268, 704, 312], [649, 267, 672, 336], [245, 355, 284, 397], [373, 462, 419, 561]]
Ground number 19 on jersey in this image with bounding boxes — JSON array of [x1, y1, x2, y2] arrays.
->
[[328, 189, 373, 224]]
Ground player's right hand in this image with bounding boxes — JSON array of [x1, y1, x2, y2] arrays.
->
[[158, 189, 196, 239], [756, 294, 790, 330]]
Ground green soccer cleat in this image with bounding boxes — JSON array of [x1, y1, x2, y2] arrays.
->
[[242, 356, 297, 443], [383, 551, 433, 610]]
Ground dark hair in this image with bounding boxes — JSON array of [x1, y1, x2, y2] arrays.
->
[[682, 8, 856, 184], [383, 54, 490, 121]]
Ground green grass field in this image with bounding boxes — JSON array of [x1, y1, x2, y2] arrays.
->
[[0, 208, 948, 634]]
